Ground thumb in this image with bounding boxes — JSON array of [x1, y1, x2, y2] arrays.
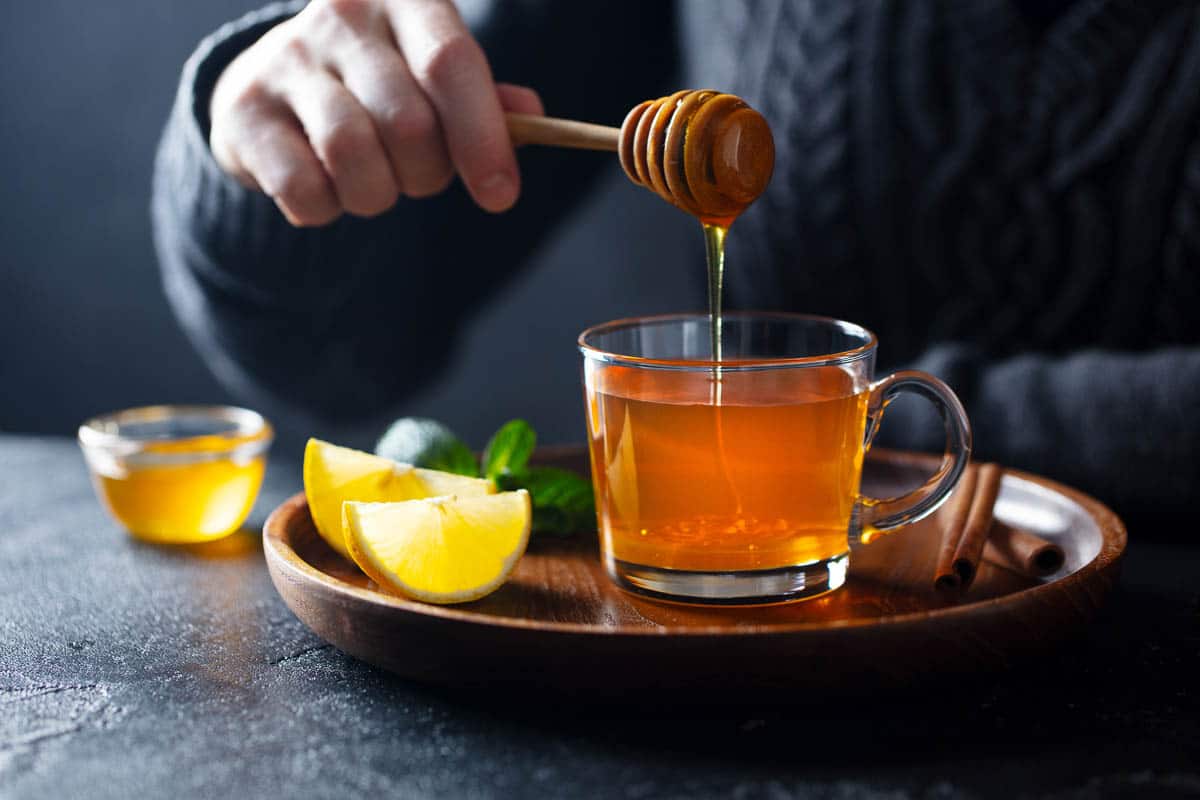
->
[[496, 83, 545, 116]]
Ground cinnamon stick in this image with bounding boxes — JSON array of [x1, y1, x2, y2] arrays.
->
[[951, 462, 1004, 590], [933, 464, 978, 592], [983, 521, 1065, 577]]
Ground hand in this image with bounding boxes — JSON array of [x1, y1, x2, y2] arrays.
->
[[209, 0, 543, 226]]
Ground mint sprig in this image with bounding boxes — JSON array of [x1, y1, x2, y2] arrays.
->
[[482, 419, 537, 480], [375, 417, 595, 537], [497, 466, 596, 537]]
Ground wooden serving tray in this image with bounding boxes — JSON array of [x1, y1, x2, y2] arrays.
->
[[263, 447, 1125, 699]]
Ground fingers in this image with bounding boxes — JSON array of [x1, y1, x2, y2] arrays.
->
[[211, 70, 341, 226], [210, 0, 541, 224], [332, 43, 454, 198], [245, 120, 343, 227], [388, 0, 520, 212], [281, 68, 400, 217], [496, 83, 544, 117]]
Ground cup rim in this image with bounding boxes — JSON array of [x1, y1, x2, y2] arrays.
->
[[78, 404, 273, 458], [578, 311, 878, 370]]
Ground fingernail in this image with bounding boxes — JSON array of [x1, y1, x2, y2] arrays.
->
[[478, 172, 517, 212]]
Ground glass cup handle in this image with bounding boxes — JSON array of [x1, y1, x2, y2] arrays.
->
[[856, 370, 973, 544]]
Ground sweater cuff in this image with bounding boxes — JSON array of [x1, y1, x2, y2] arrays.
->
[[873, 342, 983, 454]]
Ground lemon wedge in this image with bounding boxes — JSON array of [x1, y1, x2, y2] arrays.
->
[[343, 491, 531, 604], [303, 438, 492, 558]]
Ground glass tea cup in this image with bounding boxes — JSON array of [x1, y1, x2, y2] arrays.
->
[[579, 312, 971, 605], [79, 405, 272, 544]]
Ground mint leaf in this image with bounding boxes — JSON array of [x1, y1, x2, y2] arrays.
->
[[378, 416, 596, 536], [499, 466, 596, 536], [520, 467, 595, 516], [531, 506, 571, 536], [375, 417, 477, 476], [482, 419, 536, 480]]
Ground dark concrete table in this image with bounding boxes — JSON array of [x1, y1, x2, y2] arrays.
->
[[3, 434, 1198, 799]]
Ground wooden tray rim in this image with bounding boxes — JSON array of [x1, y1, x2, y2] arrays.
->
[[263, 451, 1127, 638]]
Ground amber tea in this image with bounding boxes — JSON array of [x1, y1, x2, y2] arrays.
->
[[589, 365, 868, 573], [579, 313, 970, 604]]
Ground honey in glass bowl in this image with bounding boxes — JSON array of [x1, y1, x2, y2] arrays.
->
[[78, 405, 273, 543]]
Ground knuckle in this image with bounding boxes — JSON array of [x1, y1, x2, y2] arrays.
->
[[318, 0, 372, 25], [313, 119, 375, 171], [272, 33, 312, 67], [230, 79, 272, 113], [212, 53, 276, 121], [383, 103, 437, 147], [413, 33, 481, 89], [248, 26, 310, 77]]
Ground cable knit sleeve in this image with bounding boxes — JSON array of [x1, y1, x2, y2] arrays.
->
[[152, 1, 675, 424], [883, 121, 1200, 525], [878, 343, 1200, 525]]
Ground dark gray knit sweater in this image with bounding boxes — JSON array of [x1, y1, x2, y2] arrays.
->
[[153, 0, 1200, 524]]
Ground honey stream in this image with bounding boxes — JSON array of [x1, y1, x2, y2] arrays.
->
[[701, 221, 742, 514], [702, 223, 727, 365]]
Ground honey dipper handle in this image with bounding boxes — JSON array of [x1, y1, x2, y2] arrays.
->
[[505, 113, 620, 152]]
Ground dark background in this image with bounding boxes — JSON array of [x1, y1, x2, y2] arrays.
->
[[0, 1, 695, 453]]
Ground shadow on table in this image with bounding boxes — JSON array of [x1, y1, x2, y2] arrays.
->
[[127, 526, 263, 560]]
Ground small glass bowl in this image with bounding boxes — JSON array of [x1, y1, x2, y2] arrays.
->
[[78, 405, 273, 544]]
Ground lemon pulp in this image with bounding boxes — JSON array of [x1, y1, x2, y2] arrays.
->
[[343, 491, 531, 604], [303, 438, 492, 558]]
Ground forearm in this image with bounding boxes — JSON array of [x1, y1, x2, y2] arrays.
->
[[881, 344, 1200, 523]]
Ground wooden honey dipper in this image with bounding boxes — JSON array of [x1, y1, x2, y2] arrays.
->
[[507, 90, 775, 225]]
